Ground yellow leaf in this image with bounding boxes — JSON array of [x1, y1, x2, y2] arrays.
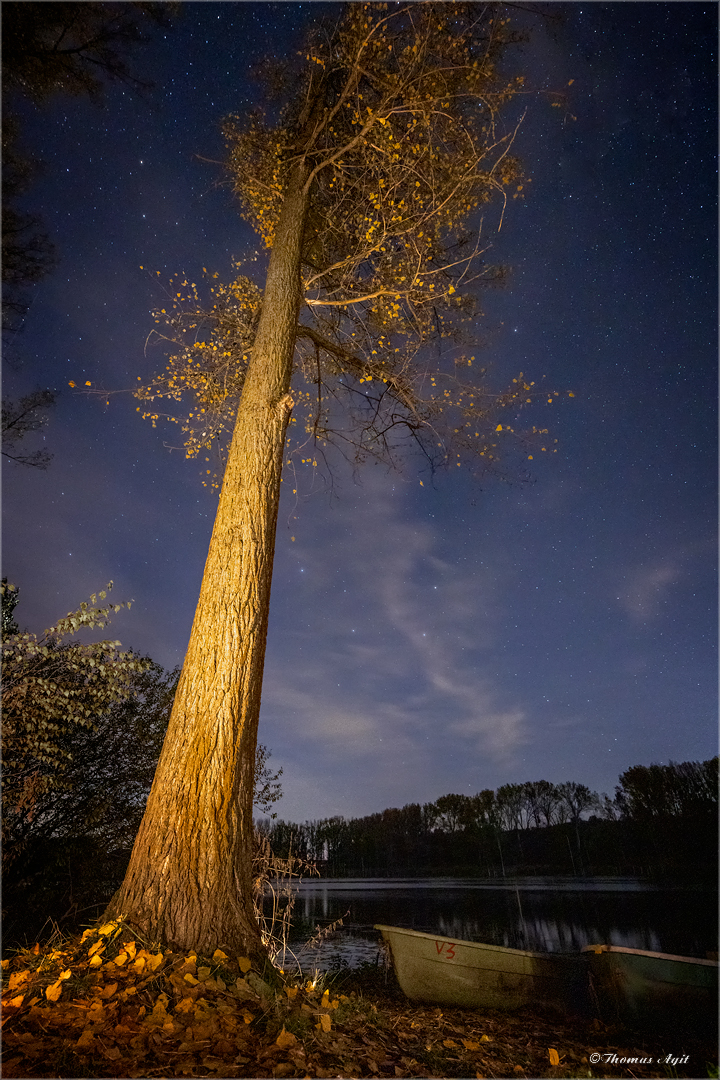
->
[[443, 1038, 458, 1048], [284, 985, 299, 1000], [184, 972, 199, 985], [88, 940, 105, 957], [124, 942, 137, 959], [276, 1026, 298, 1049], [463, 1039, 481, 1050], [76, 1028, 96, 1049], [175, 997, 196, 1013], [5, 993, 25, 1008], [114, 951, 129, 966], [481, 1034, 491, 1042], [85, 381, 91, 386], [80, 929, 95, 944], [8, 971, 30, 991], [97, 921, 118, 936], [89, 954, 103, 968], [316, 1013, 332, 1032], [495, 424, 502, 431], [548, 1048, 560, 1066], [68, 381, 76, 388], [237, 957, 252, 973], [212, 949, 229, 962], [45, 980, 64, 1001], [146, 952, 164, 971]]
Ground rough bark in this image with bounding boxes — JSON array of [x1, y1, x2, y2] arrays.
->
[[106, 165, 310, 959]]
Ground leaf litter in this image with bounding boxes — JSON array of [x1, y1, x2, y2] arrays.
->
[[1, 923, 715, 1078]]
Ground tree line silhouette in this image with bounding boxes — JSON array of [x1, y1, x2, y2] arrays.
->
[[3, 576, 715, 945], [260, 760, 718, 882]]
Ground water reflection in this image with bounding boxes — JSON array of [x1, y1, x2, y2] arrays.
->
[[266, 876, 717, 972]]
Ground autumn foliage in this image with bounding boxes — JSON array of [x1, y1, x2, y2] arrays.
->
[[2, 922, 712, 1079], [136, 3, 570, 488]]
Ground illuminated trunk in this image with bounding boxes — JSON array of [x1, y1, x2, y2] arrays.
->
[[107, 165, 310, 960]]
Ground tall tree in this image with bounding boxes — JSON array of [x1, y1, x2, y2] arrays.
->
[[2, 1, 176, 329], [615, 759, 718, 819], [1, 118, 56, 335], [495, 782, 529, 830], [2, 0, 178, 481], [1, 388, 56, 468], [1, 2, 175, 104], [109, 2, 568, 960], [253, 743, 284, 818], [556, 781, 598, 824], [430, 793, 475, 833]]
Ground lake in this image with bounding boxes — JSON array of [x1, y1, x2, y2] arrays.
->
[[267, 877, 718, 974]]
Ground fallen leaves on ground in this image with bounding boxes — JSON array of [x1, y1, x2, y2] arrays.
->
[[1, 925, 716, 1078]]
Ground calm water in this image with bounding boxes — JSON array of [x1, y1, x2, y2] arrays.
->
[[268, 877, 718, 974]]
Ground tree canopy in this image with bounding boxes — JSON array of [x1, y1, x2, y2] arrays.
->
[[2, 1, 177, 334], [616, 759, 719, 820], [1, 389, 56, 468], [1, 1, 176, 104], [136, 2, 570, 489]]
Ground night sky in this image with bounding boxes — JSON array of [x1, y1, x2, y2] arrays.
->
[[3, 3, 717, 823]]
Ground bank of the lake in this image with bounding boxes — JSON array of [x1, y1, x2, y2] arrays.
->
[[272, 877, 718, 975], [2, 929, 717, 1079]]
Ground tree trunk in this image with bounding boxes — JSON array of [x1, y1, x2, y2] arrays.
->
[[106, 165, 310, 960]]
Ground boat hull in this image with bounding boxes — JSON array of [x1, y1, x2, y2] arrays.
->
[[375, 924, 583, 1012], [583, 944, 718, 1032]]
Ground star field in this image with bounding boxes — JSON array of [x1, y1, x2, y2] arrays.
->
[[2, 3, 716, 822]]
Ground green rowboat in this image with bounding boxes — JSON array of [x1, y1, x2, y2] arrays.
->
[[583, 944, 718, 1031]]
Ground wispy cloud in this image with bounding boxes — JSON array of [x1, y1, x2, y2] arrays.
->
[[261, 474, 529, 817], [615, 558, 681, 621]]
